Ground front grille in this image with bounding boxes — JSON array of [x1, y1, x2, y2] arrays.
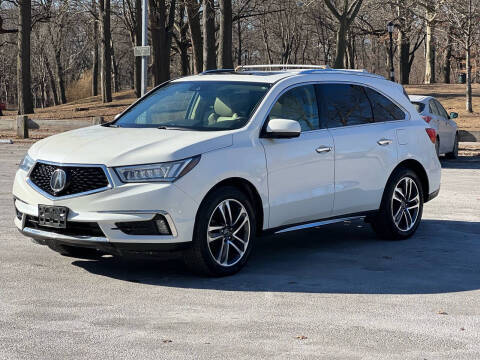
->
[[29, 162, 109, 197], [25, 215, 105, 237]]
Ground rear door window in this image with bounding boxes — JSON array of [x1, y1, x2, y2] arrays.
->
[[364, 87, 406, 122], [317, 84, 373, 127], [412, 102, 425, 113]]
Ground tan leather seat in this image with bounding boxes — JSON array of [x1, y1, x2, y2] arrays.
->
[[208, 93, 251, 125]]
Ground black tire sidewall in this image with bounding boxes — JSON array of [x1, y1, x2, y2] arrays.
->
[[191, 186, 256, 276]]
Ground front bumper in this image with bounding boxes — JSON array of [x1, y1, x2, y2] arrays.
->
[[13, 168, 199, 249]]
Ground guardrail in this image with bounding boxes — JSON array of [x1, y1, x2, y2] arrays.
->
[[0, 116, 105, 138]]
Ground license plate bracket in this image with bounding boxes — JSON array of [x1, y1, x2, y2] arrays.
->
[[38, 205, 69, 229]]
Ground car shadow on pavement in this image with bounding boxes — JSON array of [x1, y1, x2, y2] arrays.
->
[[72, 218, 480, 295], [441, 157, 480, 169]]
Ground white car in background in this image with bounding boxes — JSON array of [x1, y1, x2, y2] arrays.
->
[[409, 95, 459, 158], [13, 65, 441, 276]]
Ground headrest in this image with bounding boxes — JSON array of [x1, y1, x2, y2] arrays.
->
[[214, 96, 235, 117]]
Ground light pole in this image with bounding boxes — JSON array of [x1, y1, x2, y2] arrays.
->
[[387, 21, 395, 82], [141, 0, 148, 96]]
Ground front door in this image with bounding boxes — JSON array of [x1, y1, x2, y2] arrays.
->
[[260, 84, 335, 228]]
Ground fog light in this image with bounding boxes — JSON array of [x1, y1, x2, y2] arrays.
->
[[155, 216, 171, 235], [115, 214, 172, 236]]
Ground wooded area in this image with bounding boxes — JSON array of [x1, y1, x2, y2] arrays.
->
[[1, 0, 479, 115]]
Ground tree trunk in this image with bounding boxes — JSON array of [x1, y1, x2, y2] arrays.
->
[[218, 0, 232, 69], [177, 5, 190, 76], [17, 0, 33, 114], [333, 20, 347, 69], [99, 0, 112, 102], [92, 0, 99, 96], [185, 0, 202, 73], [237, 19, 242, 66], [424, 14, 436, 84], [43, 54, 58, 106], [202, 0, 216, 71], [111, 38, 119, 93], [54, 49, 67, 104], [398, 29, 410, 84], [466, 45, 472, 112], [149, 0, 175, 85], [443, 32, 452, 84]]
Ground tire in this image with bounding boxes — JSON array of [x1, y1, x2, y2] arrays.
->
[[183, 186, 256, 276], [370, 167, 424, 240], [435, 137, 440, 157], [47, 241, 103, 259], [445, 133, 459, 159]]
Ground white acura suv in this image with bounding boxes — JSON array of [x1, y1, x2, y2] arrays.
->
[[13, 65, 441, 276]]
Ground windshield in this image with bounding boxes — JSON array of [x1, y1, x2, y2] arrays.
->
[[412, 101, 425, 113], [114, 81, 270, 130]]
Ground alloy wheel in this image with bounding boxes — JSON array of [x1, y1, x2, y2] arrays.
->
[[391, 177, 420, 232], [207, 199, 251, 267]]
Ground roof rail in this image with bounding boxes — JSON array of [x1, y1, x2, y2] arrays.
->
[[200, 69, 235, 75], [235, 64, 330, 72], [300, 68, 385, 79]]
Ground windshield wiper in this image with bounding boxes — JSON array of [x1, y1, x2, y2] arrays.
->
[[157, 125, 190, 130], [102, 122, 120, 128]]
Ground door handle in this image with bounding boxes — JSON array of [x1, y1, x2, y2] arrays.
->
[[377, 139, 393, 146], [316, 146, 332, 153]]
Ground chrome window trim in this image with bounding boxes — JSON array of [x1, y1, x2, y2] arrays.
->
[[26, 159, 114, 200]]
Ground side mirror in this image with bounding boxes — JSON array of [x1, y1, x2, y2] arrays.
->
[[264, 118, 301, 138], [114, 113, 121, 121], [449, 112, 458, 119]]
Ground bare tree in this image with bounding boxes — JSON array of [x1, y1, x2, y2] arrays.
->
[[17, 0, 34, 114], [218, 0, 233, 68], [185, 0, 202, 73], [99, 0, 112, 102], [202, 0, 215, 70], [323, 0, 364, 69], [445, 0, 480, 112], [92, 0, 99, 96], [149, 0, 176, 85]]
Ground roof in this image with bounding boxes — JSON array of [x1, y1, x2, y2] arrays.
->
[[408, 95, 432, 102], [173, 64, 387, 84]]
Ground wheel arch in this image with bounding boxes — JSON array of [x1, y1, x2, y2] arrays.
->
[[389, 159, 430, 202], [199, 177, 264, 235]]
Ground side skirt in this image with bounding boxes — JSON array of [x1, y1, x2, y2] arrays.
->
[[262, 211, 378, 236]]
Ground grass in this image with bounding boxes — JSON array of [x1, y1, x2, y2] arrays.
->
[[1, 83, 479, 131]]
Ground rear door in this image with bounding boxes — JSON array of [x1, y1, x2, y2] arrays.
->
[[317, 83, 406, 216], [260, 84, 335, 228]]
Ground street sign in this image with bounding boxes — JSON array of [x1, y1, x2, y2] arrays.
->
[[134, 46, 151, 57]]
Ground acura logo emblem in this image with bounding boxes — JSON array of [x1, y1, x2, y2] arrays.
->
[[50, 169, 67, 193]]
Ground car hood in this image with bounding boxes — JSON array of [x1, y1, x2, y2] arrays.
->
[[28, 125, 233, 166]]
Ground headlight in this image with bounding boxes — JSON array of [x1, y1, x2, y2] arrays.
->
[[19, 154, 35, 172], [115, 155, 200, 183]]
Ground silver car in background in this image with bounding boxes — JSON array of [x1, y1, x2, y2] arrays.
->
[[409, 95, 459, 158]]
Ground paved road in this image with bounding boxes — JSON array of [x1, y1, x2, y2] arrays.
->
[[1, 144, 479, 359]]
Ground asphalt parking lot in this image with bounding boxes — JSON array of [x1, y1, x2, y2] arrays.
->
[[1, 144, 479, 360]]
